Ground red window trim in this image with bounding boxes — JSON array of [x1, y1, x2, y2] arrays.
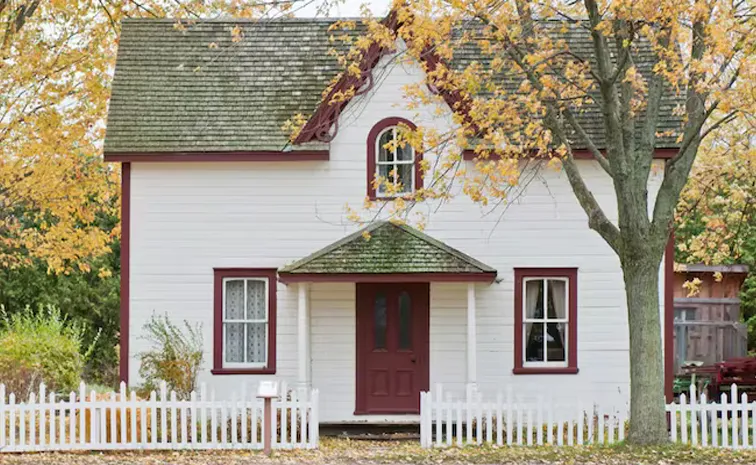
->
[[513, 268, 578, 375], [212, 268, 277, 375], [366, 117, 424, 200]]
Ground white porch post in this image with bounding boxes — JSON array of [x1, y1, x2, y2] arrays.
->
[[466, 282, 477, 387], [297, 283, 311, 387]]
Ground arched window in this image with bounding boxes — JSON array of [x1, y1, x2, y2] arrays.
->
[[366, 117, 423, 199]]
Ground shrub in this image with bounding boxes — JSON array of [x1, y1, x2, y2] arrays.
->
[[138, 314, 203, 399], [0, 253, 120, 388], [0, 306, 96, 397]]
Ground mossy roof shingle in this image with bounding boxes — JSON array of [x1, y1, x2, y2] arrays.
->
[[278, 221, 497, 275], [105, 18, 684, 154]]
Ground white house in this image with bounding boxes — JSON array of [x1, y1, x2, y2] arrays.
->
[[105, 16, 678, 423]]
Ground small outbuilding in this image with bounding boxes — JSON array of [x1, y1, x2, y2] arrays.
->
[[673, 264, 750, 373]]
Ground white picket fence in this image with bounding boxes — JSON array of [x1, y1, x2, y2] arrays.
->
[[669, 383, 756, 448], [0, 380, 319, 453], [420, 384, 628, 448], [420, 384, 756, 448]]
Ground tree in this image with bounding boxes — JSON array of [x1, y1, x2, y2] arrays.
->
[[676, 117, 756, 345], [320, 0, 755, 444], [1, 0, 338, 386], [0, 0, 338, 273], [0, 1, 120, 273]]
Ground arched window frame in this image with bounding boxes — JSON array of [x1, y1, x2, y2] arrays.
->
[[366, 117, 423, 200]]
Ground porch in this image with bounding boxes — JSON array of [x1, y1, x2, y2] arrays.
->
[[277, 221, 497, 422]]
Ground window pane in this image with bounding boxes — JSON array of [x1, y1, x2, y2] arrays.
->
[[246, 280, 267, 320], [545, 322, 567, 362], [399, 291, 412, 350], [376, 164, 390, 195], [225, 280, 245, 320], [525, 323, 544, 362], [396, 163, 413, 193], [547, 279, 567, 319], [374, 292, 387, 350], [224, 322, 245, 363], [378, 130, 394, 162], [246, 322, 266, 364], [396, 138, 414, 161], [524, 279, 544, 319]]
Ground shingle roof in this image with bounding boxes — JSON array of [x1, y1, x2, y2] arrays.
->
[[105, 17, 684, 154], [106, 18, 344, 153], [450, 22, 684, 149], [278, 221, 497, 275]]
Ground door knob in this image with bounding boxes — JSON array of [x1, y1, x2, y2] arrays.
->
[[410, 355, 417, 363]]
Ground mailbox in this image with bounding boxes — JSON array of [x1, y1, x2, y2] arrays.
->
[[256, 380, 279, 399]]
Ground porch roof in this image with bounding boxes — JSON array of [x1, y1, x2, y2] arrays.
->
[[278, 221, 496, 283]]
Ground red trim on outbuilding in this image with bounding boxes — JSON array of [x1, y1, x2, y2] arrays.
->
[[212, 268, 278, 375], [366, 117, 424, 200], [119, 162, 131, 385], [513, 268, 579, 375], [104, 150, 329, 163]]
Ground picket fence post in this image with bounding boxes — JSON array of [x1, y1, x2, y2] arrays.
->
[[495, 391, 503, 446], [419, 392, 427, 447], [435, 384, 442, 447]]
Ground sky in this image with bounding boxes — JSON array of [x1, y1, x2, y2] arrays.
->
[[295, 0, 392, 17]]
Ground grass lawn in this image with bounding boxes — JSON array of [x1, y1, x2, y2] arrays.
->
[[2, 438, 756, 464]]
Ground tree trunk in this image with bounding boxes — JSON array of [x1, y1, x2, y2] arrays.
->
[[623, 255, 668, 444]]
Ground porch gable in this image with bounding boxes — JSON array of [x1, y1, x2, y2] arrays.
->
[[278, 221, 497, 282]]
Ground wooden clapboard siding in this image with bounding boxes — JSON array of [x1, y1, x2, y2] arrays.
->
[[127, 52, 667, 423]]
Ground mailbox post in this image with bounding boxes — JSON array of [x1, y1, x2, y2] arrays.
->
[[257, 381, 279, 456]]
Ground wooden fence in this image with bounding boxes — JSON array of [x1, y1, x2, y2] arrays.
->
[[0, 381, 319, 453], [673, 319, 747, 372], [421, 384, 756, 448]]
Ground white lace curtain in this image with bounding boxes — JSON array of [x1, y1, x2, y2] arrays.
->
[[524, 278, 568, 363], [224, 279, 267, 365]]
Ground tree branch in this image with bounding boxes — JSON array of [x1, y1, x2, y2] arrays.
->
[[549, 112, 621, 252], [469, 1, 620, 249], [584, 0, 627, 171], [651, 4, 710, 238], [562, 108, 613, 175]]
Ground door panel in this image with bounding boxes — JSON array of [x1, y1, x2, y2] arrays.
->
[[356, 283, 429, 414]]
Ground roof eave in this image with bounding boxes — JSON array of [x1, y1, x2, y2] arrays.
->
[[103, 150, 330, 163], [277, 271, 497, 284]]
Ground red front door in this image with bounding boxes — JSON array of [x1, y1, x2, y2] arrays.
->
[[356, 282, 429, 414]]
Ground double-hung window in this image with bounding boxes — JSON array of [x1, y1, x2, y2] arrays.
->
[[514, 268, 578, 374], [213, 269, 276, 374]]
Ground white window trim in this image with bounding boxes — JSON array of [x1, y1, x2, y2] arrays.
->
[[375, 125, 415, 197], [222, 277, 269, 369], [522, 277, 570, 369]]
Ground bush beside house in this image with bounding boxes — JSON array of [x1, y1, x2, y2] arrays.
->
[[0, 306, 95, 397]]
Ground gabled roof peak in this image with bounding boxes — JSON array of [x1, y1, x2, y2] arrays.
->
[[278, 221, 497, 281]]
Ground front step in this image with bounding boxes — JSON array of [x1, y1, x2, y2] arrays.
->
[[321, 423, 420, 440]]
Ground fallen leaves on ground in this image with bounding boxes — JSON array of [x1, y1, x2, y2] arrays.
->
[[2, 438, 756, 464]]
